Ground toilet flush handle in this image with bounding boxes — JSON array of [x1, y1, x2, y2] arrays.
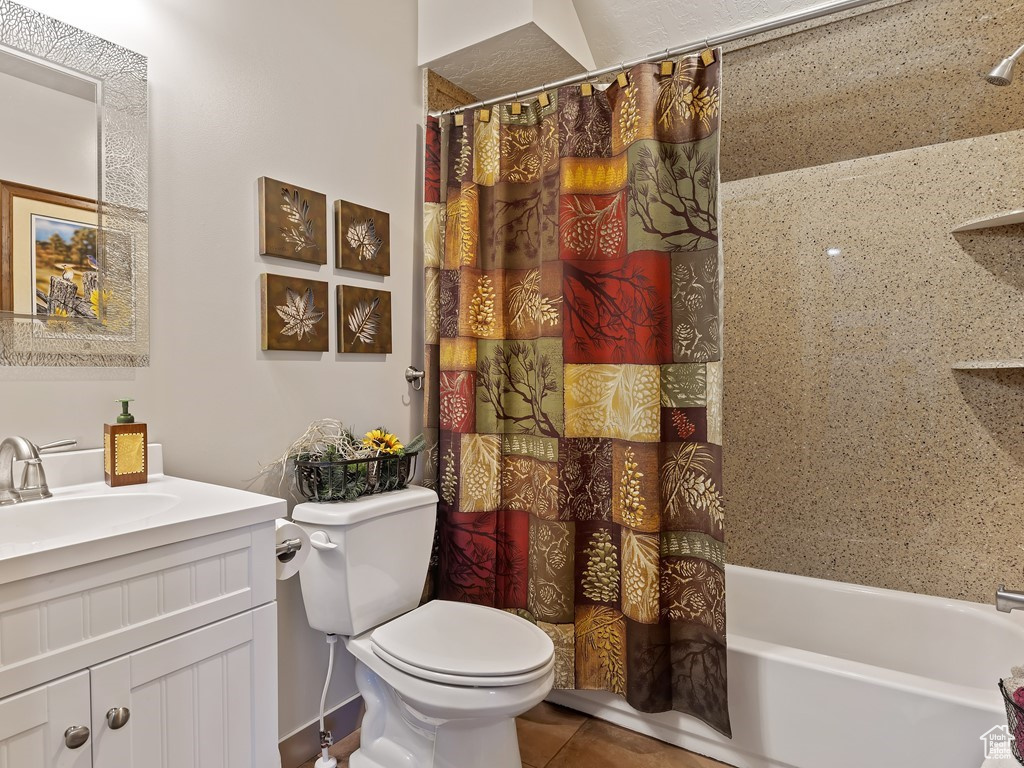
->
[[309, 531, 338, 551]]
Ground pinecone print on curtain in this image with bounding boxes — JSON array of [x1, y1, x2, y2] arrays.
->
[[424, 51, 729, 737]]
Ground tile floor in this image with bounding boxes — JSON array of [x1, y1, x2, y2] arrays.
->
[[297, 702, 731, 768]]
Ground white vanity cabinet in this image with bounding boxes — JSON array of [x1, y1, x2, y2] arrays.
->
[[0, 671, 92, 767], [0, 450, 284, 768], [89, 605, 276, 767]]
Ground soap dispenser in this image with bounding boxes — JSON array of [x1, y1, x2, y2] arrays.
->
[[104, 398, 148, 487]]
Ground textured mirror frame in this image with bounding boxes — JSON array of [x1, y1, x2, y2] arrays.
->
[[0, 0, 148, 366]]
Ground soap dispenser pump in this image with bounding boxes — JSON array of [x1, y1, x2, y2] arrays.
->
[[104, 398, 148, 487]]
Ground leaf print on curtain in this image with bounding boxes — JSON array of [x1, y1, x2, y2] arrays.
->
[[424, 51, 729, 737]]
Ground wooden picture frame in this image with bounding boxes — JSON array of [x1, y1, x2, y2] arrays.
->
[[335, 200, 390, 276], [260, 273, 330, 352], [338, 285, 392, 354], [258, 177, 328, 264], [0, 180, 98, 315]]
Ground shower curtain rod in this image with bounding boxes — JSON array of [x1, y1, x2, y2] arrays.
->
[[428, 0, 885, 116]]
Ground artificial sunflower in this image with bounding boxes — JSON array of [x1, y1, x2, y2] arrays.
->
[[363, 428, 403, 455]]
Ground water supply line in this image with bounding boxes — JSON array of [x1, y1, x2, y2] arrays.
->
[[314, 634, 339, 768], [427, 0, 903, 116]]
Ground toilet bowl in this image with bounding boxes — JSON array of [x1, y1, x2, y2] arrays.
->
[[292, 487, 555, 768]]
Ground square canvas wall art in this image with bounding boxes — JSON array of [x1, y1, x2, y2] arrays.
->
[[260, 273, 329, 351], [258, 177, 328, 264], [338, 285, 392, 354], [335, 200, 390, 275]]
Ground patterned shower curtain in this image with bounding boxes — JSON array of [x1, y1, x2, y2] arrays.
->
[[422, 51, 728, 736]]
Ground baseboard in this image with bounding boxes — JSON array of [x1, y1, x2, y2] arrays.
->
[[278, 696, 364, 768]]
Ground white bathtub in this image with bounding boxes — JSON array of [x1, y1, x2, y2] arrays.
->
[[548, 564, 1020, 768]]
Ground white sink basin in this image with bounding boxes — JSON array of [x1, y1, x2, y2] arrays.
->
[[3, 492, 181, 544], [0, 445, 286, 583]]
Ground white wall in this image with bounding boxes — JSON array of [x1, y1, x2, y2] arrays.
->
[[0, 69, 97, 198], [2, 0, 423, 742]]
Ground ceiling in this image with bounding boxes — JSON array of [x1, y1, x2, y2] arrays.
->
[[570, 0, 828, 67]]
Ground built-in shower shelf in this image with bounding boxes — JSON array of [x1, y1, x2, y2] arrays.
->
[[952, 360, 1024, 370], [951, 210, 1024, 233]]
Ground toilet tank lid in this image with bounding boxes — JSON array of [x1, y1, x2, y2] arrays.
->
[[292, 485, 438, 526]]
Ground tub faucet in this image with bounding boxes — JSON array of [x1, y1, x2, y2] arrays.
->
[[0, 437, 77, 505], [997, 585, 1024, 613]]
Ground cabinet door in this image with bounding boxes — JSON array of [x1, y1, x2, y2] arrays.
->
[[91, 605, 278, 768], [0, 671, 91, 768]]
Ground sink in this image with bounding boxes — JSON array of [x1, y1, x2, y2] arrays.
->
[[3, 492, 181, 544]]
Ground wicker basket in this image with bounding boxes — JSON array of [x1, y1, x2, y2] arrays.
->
[[1000, 680, 1024, 765], [294, 452, 418, 503]]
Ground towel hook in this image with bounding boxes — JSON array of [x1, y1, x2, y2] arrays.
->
[[405, 366, 425, 391]]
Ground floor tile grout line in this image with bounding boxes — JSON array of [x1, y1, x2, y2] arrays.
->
[[539, 714, 590, 768]]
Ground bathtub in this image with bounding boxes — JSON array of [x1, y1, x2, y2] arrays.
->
[[548, 564, 1020, 768]]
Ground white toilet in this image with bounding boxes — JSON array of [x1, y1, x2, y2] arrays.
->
[[293, 486, 555, 768]]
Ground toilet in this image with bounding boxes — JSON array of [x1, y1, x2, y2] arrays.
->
[[293, 486, 555, 768]]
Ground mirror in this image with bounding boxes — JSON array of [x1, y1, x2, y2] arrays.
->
[[0, 0, 148, 366]]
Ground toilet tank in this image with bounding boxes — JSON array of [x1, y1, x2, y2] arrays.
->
[[292, 485, 439, 636]]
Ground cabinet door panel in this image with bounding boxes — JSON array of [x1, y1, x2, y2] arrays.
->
[[0, 671, 90, 768], [92, 606, 277, 768]]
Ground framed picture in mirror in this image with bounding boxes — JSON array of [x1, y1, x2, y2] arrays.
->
[[0, 180, 98, 317]]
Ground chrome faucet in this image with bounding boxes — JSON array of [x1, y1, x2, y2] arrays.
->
[[997, 585, 1024, 613], [0, 437, 77, 505]]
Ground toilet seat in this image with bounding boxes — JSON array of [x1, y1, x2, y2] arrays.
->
[[370, 601, 554, 687]]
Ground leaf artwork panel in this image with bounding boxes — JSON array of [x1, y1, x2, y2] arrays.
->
[[258, 178, 327, 264], [335, 200, 391, 275], [260, 274, 328, 351], [338, 286, 392, 354]]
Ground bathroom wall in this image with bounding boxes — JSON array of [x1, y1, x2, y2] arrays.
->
[[719, 0, 1024, 180], [2, 0, 422, 747], [721, 0, 1024, 602]]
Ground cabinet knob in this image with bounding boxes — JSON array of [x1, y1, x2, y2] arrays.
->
[[106, 706, 131, 729], [64, 725, 90, 749]]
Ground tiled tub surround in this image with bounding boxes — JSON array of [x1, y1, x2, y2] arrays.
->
[[723, 127, 1024, 603], [719, 0, 1024, 180]]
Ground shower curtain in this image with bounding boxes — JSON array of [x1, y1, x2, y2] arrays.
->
[[423, 51, 728, 736]]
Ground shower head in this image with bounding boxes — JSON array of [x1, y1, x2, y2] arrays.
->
[[986, 42, 1024, 86], [987, 58, 1016, 86]]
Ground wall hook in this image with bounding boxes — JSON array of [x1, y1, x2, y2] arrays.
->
[[405, 366, 425, 391]]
